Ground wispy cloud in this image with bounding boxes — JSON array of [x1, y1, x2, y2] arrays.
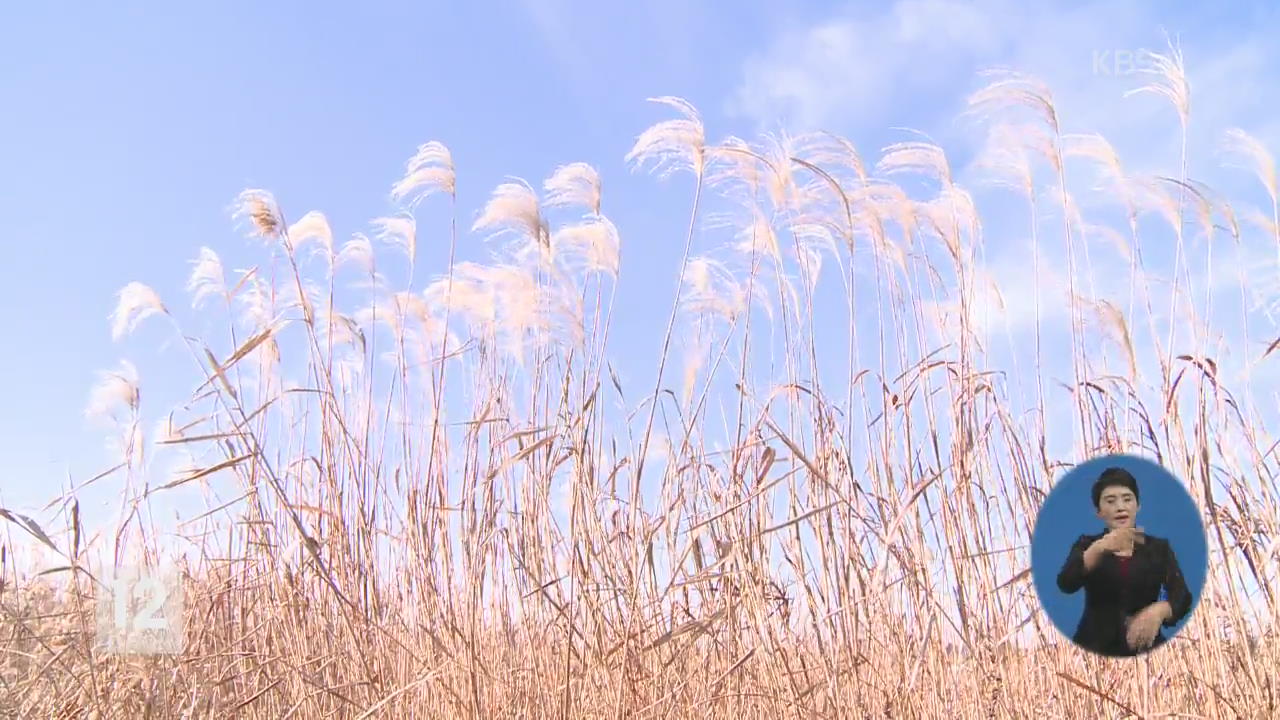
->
[[726, 0, 1005, 134], [726, 0, 1280, 161]]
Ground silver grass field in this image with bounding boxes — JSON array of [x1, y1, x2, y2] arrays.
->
[[2, 51, 1279, 719]]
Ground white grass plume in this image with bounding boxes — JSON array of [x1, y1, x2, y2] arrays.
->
[[473, 179, 549, 257], [85, 360, 140, 423], [756, 131, 806, 212], [424, 262, 498, 338], [1130, 176, 1182, 238], [391, 141, 456, 207], [287, 211, 335, 262], [431, 263, 545, 358], [706, 136, 767, 207], [237, 276, 268, 330], [544, 163, 602, 215], [974, 123, 1054, 199], [186, 247, 226, 310], [550, 215, 621, 278], [1090, 298, 1138, 382], [681, 257, 748, 323], [319, 309, 366, 354], [791, 223, 838, 288], [232, 189, 285, 242], [626, 96, 705, 179], [1125, 39, 1190, 130], [1221, 128, 1278, 206], [727, 205, 782, 264], [372, 214, 417, 266], [877, 139, 953, 188], [965, 68, 1061, 136], [1062, 133, 1137, 210], [797, 132, 867, 186], [490, 263, 564, 357], [337, 233, 376, 275], [917, 185, 980, 262], [110, 282, 168, 341]]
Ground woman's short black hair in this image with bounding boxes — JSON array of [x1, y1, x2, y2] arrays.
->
[[1092, 467, 1140, 509]]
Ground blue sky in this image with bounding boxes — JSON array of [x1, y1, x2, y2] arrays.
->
[[2, 0, 1279, 600]]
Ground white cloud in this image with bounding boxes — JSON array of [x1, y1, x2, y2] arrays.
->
[[727, 0, 1006, 134]]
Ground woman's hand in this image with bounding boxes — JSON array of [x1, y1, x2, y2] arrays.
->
[[1126, 601, 1173, 651], [1094, 526, 1145, 554]]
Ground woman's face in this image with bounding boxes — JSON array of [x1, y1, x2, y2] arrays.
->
[[1096, 484, 1139, 529]]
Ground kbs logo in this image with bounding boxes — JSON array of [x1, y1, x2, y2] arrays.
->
[[1092, 49, 1158, 77], [95, 566, 185, 655]]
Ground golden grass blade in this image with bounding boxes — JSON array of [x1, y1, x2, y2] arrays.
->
[[1053, 671, 1144, 718], [150, 453, 254, 493]]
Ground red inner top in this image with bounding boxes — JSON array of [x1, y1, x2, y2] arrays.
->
[[1117, 555, 1132, 581]]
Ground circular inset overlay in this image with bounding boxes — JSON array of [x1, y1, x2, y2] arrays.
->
[[1031, 453, 1207, 657]]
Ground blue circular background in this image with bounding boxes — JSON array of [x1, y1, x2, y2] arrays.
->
[[1030, 453, 1208, 651]]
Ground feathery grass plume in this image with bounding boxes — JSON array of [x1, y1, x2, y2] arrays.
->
[[1130, 175, 1182, 239], [85, 360, 140, 423], [791, 222, 839, 257], [109, 281, 168, 341], [973, 123, 1053, 199], [424, 261, 498, 338], [336, 232, 376, 275], [484, 263, 565, 358], [544, 162, 602, 215], [679, 340, 707, 411], [795, 240, 824, 292], [550, 215, 621, 278], [1221, 128, 1278, 206], [1242, 206, 1279, 238], [792, 222, 838, 288], [844, 197, 902, 272], [755, 131, 807, 211], [1125, 39, 1190, 130], [250, 333, 283, 398], [724, 204, 782, 264], [1047, 183, 1086, 239], [275, 276, 321, 326], [918, 185, 980, 261], [364, 290, 424, 344], [965, 68, 1061, 139], [84, 359, 145, 467], [287, 211, 335, 263], [1062, 133, 1138, 210], [1160, 177, 1215, 244], [706, 136, 779, 214], [472, 178, 549, 258], [680, 256, 749, 323], [797, 131, 867, 186], [186, 247, 226, 309], [876, 138, 953, 187], [235, 274, 286, 331], [1091, 298, 1138, 383], [1082, 221, 1133, 263], [625, 96, 706, 179], [318, 309, 366, 355], [232, 189, 285, 242], [856, 181, 918, 247], [372, 214, 417, 266], [391, 141, 456, 207]]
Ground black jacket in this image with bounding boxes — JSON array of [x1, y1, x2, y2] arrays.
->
[[1056, 532, 1193, 656]]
